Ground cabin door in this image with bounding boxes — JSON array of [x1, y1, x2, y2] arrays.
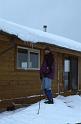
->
[[63, 57, 78, 92], [70, 57, 78, 91]]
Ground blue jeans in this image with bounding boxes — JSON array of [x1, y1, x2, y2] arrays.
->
[[42, 77, 52, 90], [42, 77, 53, 101]]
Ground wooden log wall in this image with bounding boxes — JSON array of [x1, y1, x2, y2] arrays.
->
[[0, 32, 81, 110], [78, 57, 81, 90]]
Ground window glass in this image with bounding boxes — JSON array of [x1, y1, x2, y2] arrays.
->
[[30, 52, 39, 68], [64, 60, 70, 72], [17, 48, 28, 69], [64, 59, 70, 90]]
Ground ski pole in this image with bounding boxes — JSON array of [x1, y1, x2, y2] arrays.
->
[[37, 95, 41, 114], [37, 83, 42, 115]]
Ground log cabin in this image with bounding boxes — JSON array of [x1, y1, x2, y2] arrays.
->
[[0, 18, 81, 110]]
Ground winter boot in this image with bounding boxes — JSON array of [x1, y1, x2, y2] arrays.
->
[[44, 99, 54, 104], [44, 89, 54, 104]]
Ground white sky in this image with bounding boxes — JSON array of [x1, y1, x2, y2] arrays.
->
[[0, 0, 81, 42]]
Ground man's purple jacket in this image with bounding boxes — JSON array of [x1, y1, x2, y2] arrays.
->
[[40, 61, 55, 80]]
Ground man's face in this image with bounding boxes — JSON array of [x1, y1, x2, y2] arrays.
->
[[45, 50, 50, 54]]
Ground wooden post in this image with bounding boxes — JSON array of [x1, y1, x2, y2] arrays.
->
[[57, 54, 60, 95]]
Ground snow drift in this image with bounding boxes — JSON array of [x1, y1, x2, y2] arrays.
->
[[0, 95, 81, 124]]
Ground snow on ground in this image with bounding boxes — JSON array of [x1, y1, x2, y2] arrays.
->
[[0, 18, 81, 52], [0, 95, 81, 124]]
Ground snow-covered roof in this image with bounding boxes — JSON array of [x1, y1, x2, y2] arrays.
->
[[0, 18, 81, 52]]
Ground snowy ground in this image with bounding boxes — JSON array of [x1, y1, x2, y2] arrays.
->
[[0, 95, 81, 124]]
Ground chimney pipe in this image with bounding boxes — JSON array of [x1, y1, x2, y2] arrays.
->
[[43, 25, 47, 32]]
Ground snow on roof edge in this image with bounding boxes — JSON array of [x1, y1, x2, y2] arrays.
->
[[0, 18, 81, 52]]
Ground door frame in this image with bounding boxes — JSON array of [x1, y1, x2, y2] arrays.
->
[[63, 54, 78, 92]]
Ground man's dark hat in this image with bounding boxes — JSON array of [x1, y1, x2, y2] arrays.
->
[[44, 47, 50, 51]]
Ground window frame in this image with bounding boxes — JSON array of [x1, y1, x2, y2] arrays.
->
[[17, 46, 40, 70]]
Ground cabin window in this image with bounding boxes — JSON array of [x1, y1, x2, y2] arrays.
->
[[17, 48, 28, 69], [29, 52, 39, 68], [17, 47, 40, 70]]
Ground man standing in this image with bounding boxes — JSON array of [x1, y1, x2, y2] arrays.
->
[[40, 47, 55, 104]]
